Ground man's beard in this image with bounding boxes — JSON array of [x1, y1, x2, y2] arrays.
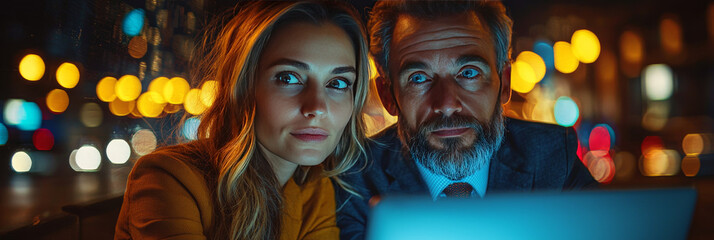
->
[[398, 106, 506, 181]]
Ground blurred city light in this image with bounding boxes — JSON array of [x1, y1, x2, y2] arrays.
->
[[570, 29, 600, 63], [11, 151, 32, 173], [643, 64, 674, 101], [107, 139, 131, 164], [681, 156, 700, 177], [132, 129, 157, 156], [109, 99, 135, 116], [532, 41, 554, 72], [115, 75, 142, 101], [122, 9, 145, 37], [148, 77, 170, 104], [17, 101, 42, 131], [683, 134, 705, 156], [182, 117, 201, 140], [589, 124, 613, 152], [96, 76, 117, 102], [516, 51, 546, 83], [553, 41, 579, 74], [641, 149, 680, 176], [19, 54, 45, 81], [76, 145, 101, 171], [128, 36, 148, 59], [56, 62, 80, 89], [200, 80, 217, 107], [510, 60, 536, 93], [32, 128, 54, 150], [4, 99, 25, 126], [584, 151, 615, 184], [659, 15, 683, 55], [553, 96, 579, 127], [80, 102, 103, 127], [46, 89, 69, 113], [641, 102, 670, 131], [0, 123, 8, 145], [164, 77, 190, 104], [184, 88, 207, 115], [136, 92, 165, 118], [641, 136, 664, 155], [619, 30, 644, 78], [68, 149, 80, 172]]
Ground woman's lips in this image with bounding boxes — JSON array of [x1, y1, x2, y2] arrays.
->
[[291, 128, 329, 142], [431, 127, 470, 137]]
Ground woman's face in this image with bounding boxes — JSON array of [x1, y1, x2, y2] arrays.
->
[[255, 21, 356, 167]]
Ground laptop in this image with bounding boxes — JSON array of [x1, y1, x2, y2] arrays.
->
[[367, 188, 697, 240]]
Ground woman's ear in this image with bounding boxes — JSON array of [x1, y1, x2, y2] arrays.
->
[[500, 62, 512, 105], [376, 76, 398, 116]]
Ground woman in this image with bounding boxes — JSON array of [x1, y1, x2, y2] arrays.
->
[[114, 1, 369, 239]]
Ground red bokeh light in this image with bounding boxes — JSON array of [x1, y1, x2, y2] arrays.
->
[[589, 126, 611, 152], [641, 136, 664, 155], [32, 128, 54, 151]]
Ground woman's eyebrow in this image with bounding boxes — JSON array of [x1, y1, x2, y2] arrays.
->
[[268, 58, 309, 70]]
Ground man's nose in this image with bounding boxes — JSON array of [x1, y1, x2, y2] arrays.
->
[[300, 84, 327, 119], [431, 77, 463, 117]]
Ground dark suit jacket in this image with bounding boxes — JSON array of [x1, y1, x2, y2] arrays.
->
[[335, 118, 598, 240]]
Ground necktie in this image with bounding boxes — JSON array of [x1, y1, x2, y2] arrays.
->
[[443, 182, 473, 198]]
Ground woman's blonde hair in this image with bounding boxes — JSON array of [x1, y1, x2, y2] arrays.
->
[[163, 1, 369, 239]]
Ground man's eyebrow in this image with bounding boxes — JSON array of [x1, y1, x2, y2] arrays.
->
[[332, 66, 357, 75], [398, 61, 428, 78], [456, 55, 489, 67], [268, 58, 309, 70]]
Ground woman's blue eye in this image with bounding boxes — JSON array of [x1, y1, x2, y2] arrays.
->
[[276, 72, 300, 84], [328, 78, 351, 90], [408, 73, 428, 84], [460, 68, 480, 79]]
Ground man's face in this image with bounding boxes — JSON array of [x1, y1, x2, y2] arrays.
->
[[387, 12, 506, 180]]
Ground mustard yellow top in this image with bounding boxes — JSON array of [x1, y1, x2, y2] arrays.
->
[[114, 151, 339, 240]]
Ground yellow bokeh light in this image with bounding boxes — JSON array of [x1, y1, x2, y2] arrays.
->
[[200, 80, 218, 107], [553, 41, 579, 74], [116, 75, 142, 101], [570, 29, 601, 63], [56, 62, 80, 89], [148, 77, 170, 103], [137, 92, 166, 118], [96, 77, 117, 102], [128, 36, 148, 59], [660, 16, 682, 55], [510, 60, 536, 93], [682, 133, 708, 156], [641, 149, 680, 176], [620, 31, 644, 64], [164, 77, 190, 104], [515, 51, 546, 83], [46, 89, 70, 113], [184, 88, 207, 115], [109, 99, 136, 116], [19, 54, 45, 81], [681, 156, 700, 177], [80, 102, 103, 127]]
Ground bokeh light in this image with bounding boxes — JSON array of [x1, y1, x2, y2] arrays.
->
[[17, 101, 42, 131], [76, 145, 102, 171], [19, 54, 45, 81], [683, 134, 704, 156], [643, 64, 674, 101], [116, 75, 142, 101], [46, 89, 69, 113], [56, 62, 80, 89], [553, 41, 579, 74], [4, 99, 25, 126], [641, 102, 669, 131], [0, 123, 8, 145], [681, 156, 700, 177], [32, 128, 54, 151], [659, 15, 683, 55], [553, 96, 579, 127], [136, 92, 166, 118], [533, 41, 554, 72], [108, 99, 136, 116], [200, 80, 217, 107], [107, 139, 131, 164], [584, 151, 615, 184], [96, 76, 117, 102], [641, 149, 680, 176], [516, 51, 546, 83], [80, 102, 103, 127], [570, 29, 600, 63], [128, 36, 148, 59], [184, 88, 207, 115], [132, 129, 157, 156], [510, 61, 536, 93], [68, 149, 80, 172], [11, 151, 32, 173], [148, 77, 170, 104], [619, 30, 644, 77], [163, 77, 190, 104], [182, 117, 201, 140], [122, 9, 145, 37], [589, 125, 612, 152], [163, 104, 182, 114], [641, 136, 664, 155]]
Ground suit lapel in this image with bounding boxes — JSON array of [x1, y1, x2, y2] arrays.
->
[[488, 135, 534, 192], [384, 151, 428, 195]]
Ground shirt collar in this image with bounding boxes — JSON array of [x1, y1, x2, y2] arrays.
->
[[415, 158, 490, 201]]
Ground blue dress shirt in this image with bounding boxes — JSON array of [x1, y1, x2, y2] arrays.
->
[[415, 158, 490, 200]]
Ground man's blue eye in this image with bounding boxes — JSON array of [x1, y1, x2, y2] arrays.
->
[[460, 68, 480, 79], [328, 78, 351, 90], [409, 73, 428, 84], [277, 72, 300, 84]]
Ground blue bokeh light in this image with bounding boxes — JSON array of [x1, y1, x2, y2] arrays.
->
[[554, 96, 579, 127], [182, 117, 201, 140], [123, 9, 145, 37], [18, 101, 42, 131], [533, 41, 555, 72], [0, 123, 8, 145]]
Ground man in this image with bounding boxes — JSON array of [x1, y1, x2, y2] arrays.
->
[[335, 1, 598, 239]]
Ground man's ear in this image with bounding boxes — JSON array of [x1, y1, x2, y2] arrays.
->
[[500, 62, 512, 105], [376, 76, 398, 116]]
